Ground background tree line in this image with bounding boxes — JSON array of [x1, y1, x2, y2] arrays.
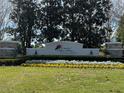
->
[[0, 0, 11, 40], [117, 15, 124, 43], [10, 0, 112, 54]]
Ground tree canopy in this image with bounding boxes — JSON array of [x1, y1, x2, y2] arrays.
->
[[117, 15, 124, 44], [10, 0, 112, 54], [40, 0, 112, 48], [10, 0, 42, 54]]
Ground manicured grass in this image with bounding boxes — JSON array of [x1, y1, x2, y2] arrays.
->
[[0, 67, 124, 93]]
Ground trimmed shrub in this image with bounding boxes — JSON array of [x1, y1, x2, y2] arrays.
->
[[25, 55, 124, 62], [0, 58, 26, 66]]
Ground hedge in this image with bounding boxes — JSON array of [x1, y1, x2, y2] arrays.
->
[[0, 58, 26, 66], [25, 55, 124, 62]]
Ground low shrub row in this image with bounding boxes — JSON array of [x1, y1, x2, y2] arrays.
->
[[26, 55, 124, 62], [0, 58, 26, 66], [21, 63, 124, 69]]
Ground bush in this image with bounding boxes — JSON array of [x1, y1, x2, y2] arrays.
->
[[26, 55, 105, 61], [25, 55, 124, 62], [0, 58, 26, 66]]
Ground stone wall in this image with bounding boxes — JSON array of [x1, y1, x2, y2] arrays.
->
[[105, 42, 124, 58], [105, 42, 123, 49], [107, 49, 123, 58], [0, 48, 17, 58], [0, 41, 20, 58], [0, 41, 20, 48]]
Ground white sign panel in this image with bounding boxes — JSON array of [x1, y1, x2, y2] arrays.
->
[[27, 41, 99, 56]]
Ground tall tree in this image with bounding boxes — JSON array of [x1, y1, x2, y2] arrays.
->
[[10, 0, 41, 54], [10, 0, 112, 49], [117, 15, 124, 44], [41, 0, 65, 42], [110, 0, 124, 41], [63, 0, 112, 48], [62, 0, 80, 41], [0, 0, 11, 40]]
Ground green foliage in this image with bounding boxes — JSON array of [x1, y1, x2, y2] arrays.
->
[[0, 58, 25, 66], [117, 15, 124, 44], [10, 0, 42, 54], [41, 0, 112, 48], [41, 0, 65, 42], [10, 0, 112, 50], [26, 55, 124, 62], [63, 0, 112, 48]]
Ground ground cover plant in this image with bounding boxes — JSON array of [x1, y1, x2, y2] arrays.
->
[[0, 67, 124, 93], [22, 63, 124, 69]]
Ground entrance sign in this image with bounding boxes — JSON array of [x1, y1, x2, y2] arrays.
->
[[27, 41, 99, 56]]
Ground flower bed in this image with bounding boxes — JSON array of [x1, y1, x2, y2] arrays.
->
[[21, 63, 124, 69]]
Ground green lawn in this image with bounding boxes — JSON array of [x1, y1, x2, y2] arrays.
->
[[0, 67, 124, 93]]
